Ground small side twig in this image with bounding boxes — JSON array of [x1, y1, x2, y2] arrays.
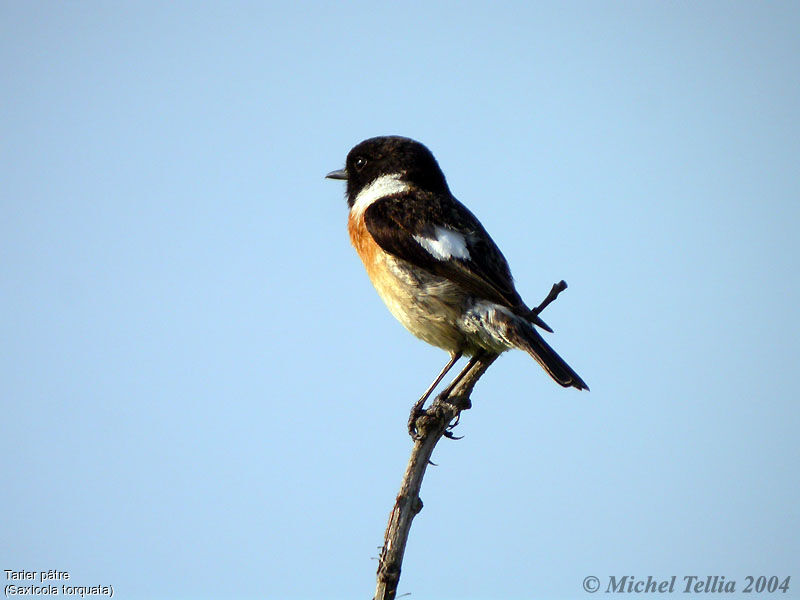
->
[[372, 281, 569, 600], [532, 279, 567, 317]]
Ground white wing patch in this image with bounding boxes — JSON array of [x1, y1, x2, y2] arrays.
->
[[414, 226, 471, 261], [351, 174, 411, 219]]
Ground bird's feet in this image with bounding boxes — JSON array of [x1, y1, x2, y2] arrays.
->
[[407, 398, 427, 440], [441, 393, 471, 439], [408, 392, 473, 440]]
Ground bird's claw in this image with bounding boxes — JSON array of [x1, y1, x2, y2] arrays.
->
[[407, 398, 427, 440], [443, 412, 464, 440]]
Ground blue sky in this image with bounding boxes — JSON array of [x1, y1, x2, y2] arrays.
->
[[2, 2, 798, 599]]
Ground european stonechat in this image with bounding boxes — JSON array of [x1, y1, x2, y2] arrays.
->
[[327, 136, 587, 434]]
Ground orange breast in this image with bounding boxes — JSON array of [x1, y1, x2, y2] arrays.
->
[[346, 209, 470, 353], [347, 211, 383, 282]]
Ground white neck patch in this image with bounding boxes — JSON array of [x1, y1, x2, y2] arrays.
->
[[351, 174, 410, 219], [414, 226, 471, 261]]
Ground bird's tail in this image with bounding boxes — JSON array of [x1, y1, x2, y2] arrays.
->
[[508, 319, 589, 391]]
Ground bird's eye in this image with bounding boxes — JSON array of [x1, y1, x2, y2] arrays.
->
[[354, 156, 368, 171]]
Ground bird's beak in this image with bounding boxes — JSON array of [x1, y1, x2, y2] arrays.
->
[[325, 168, 348, 180]]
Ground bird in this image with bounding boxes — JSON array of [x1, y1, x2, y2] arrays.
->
[[326, 136, 587, 435]]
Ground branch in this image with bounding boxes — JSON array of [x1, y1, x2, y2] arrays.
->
[[532, 279, 567, 317], [372, 280, 570, 600], [373, 353, 497, 600]]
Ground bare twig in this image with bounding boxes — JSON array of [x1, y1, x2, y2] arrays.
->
[[373, 353, 497, 600], [532, 279, 567, 317], [372, 281, 569, 600]]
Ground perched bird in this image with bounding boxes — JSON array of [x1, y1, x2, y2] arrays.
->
[[327, 136, 587, 434]]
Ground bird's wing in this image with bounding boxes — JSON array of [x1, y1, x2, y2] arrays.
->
[[363, 191, 525, 310]]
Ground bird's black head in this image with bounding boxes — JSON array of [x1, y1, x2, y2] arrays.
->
[[326, 136, 450, 207]]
